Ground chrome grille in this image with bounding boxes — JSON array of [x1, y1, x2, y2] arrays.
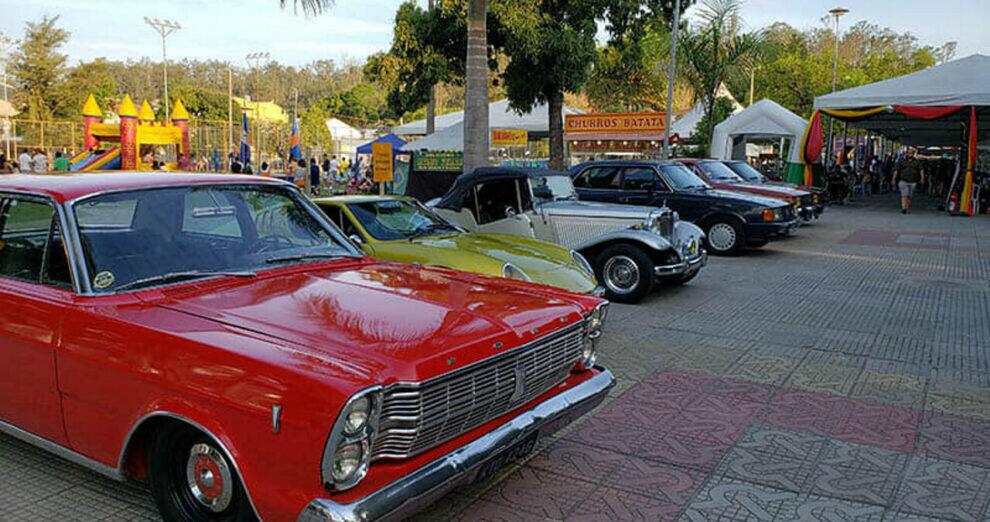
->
[[372, 323, 585, 460]]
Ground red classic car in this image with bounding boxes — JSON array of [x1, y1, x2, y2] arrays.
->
[[0, 173, 613, 522], [721, 160, 826, 219], [678, 158, 818, 221]]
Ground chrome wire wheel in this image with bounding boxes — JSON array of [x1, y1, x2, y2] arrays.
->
[[186, 443, 234, 513], [707, 223, 737, 252], [603, 255, 640, 295]]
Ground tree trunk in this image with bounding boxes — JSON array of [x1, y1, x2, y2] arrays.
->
[[463, 0, 489, 173], [426, 0, 436, 136], [548, 89, 565, 171]]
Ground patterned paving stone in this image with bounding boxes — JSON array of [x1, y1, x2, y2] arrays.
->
[[811, 440, 910, 506], [925, 381, 990, 422], [721, 351, 802, 386], [453, 499, 552, 521], [849, 370, 928, 409], [786, 360, 863, 397], [761, 389, 848, 436], [706, 376, 776, 404], [637, 430, 733, 471], [606, 457, 707, 502], [892, 455, 990, 521], [479, 466, 595, 519], [917, 412, 990, 468], [525, 438, 626, 483], [832, 399, 919, 452], [563, 414, 648, 455], [680, 476, 801, 521], [718, 426, 828, 493], [777, 493, 886, 521], [665, 345, 741, 375], [571, 484, 685, 521]]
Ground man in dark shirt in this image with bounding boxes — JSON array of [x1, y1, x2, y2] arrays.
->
[[892, 148, 925, 214]]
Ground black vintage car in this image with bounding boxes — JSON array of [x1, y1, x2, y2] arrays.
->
[[569, 160, 799, 256]]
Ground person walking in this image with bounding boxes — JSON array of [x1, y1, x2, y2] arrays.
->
[[308, 158, 321, 195], [293, 159, 307, 188], [54, 151, 70, 172], [892, 148, 925, 214]]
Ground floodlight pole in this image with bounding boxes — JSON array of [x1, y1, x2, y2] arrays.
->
[[662, 0, 681, 160], [826, 7, 848, 169], [0, 34, 19, 159], [144, 17, 182, 123]]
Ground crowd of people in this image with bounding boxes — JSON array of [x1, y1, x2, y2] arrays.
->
[[0, 148, 72, 173], [226, 153, 374, 195]]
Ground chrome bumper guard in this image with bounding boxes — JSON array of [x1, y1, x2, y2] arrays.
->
[[654, 249, 708, 277], [591, 286, 607, 297], [297, 368, 615, 522]]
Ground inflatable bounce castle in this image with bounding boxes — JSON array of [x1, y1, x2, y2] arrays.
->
[[70, 94, 191, 171]]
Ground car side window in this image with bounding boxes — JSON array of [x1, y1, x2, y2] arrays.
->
[[0, 197, 71, 288], [620, 168, 662, 191], [574, 167, 620, 189], [473, 179, 523, 225]]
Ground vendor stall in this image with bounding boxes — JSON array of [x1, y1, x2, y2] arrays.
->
[[800, 54, 990, 215], [711, 99, 807, 181]]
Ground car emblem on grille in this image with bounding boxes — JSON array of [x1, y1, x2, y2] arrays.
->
[[510, 365, 527, 402]]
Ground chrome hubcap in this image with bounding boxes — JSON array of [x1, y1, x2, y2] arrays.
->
[[186, 443, 233, 513], [603, 255, 640, 294], [708, 223, 737, 252]]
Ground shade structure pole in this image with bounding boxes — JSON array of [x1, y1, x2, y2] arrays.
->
[[662, 0, 680, 160]]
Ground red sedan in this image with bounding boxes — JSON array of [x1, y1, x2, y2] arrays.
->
[[0, 172, 613, 521], [679, 158, 818, 221]]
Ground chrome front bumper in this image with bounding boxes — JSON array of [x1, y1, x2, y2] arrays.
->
[[297, 368, 615, 522], [654, 249, 708, 277]]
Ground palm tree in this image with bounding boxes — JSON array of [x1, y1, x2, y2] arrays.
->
[[463, 0, 489, 173], [277, 0, 332, 14], [678, 0, 762, 152]]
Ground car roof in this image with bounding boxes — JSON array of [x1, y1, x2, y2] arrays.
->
[[434, 167, 568, 210], [570, 159, 685, 172], [0, 172, 287, 203]]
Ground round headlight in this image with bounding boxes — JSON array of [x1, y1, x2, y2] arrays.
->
[[502, 263, 532, 282], [579, 337, 598, 370], [344, 396, 372, 435], [331, 442, 364, 484]]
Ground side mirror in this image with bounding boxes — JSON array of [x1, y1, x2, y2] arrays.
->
[[504, 206, 517, 218], [532, 186, 553, 200], [349, 234, 364, 244]]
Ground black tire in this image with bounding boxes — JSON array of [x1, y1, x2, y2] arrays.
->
[[148, 424, 257, 522], [594, 244, 654, 303], [703, 217, 746, 256]]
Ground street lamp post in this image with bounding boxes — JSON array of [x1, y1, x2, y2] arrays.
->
[[662, 0, 681, 160], [143, 17, 181, 123], [826, 7, 848, 169]]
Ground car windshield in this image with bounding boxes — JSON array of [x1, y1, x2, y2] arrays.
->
[[531, 175, 578, 203], [73, 184, 354, 292], [660, 164, 711, 190], [726, 162, 766, 182], [347, 199, 460, 241], [699, 161, 745, 183]]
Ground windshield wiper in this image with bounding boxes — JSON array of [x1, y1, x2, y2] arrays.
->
[[265, 253, 348, 264], [408, 223, 459, 240], [113, 270, 257, 292]]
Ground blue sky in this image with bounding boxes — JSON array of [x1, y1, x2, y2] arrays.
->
[[1, 0, 987, 67]]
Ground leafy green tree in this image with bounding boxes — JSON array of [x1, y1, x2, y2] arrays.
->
[[10, 16, 69, 120], [678, 0, 763, 153], [170, 84, 242, 121], [58, 58, 116, 118]]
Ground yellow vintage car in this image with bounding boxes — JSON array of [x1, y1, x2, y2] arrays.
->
[[315, 195, 600, 294]]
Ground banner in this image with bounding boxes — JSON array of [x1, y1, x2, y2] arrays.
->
[[413, 151, 463, 172], [961, 107, 976, 216], [800, 110, 824, 186], [491, 128, 528, 147], [565, 113, 665, 133], [372, 142, 394, 182]]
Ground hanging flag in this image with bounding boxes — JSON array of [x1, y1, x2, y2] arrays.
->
[[960, 107, 976, 216], [800, 110, 824, 186], [239, 113, 251, 164], [289, 116, 301, 161]]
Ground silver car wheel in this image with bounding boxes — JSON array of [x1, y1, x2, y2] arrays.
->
[[708, 223, 737, 252], [186, 443, 234, 513], [603, 255, 640, 295]]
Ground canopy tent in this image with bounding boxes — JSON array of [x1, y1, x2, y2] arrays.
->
[[402, 121, 464, 152], [799, 54, 990, 215], [393, 98, 583, 137], [356, 133, 407, 155], [711, 99, 806, 164], [670, 84, 744, 141]]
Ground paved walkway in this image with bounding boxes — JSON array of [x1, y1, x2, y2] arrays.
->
[[2, 194, 988, 521]]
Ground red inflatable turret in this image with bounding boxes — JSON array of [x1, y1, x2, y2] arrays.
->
[[81, 94, 102, 151]]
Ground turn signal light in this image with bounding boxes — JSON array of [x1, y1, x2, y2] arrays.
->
[[762, 208, 775, 222]]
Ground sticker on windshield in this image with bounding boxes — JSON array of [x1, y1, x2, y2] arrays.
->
[[93, 271, 115, 289]]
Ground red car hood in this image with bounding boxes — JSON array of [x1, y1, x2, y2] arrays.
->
[[711, 181, 807, 200], [155, 259, 590, 384]]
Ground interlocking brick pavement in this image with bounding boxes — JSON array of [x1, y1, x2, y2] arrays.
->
[[2, 194, 989, 521]]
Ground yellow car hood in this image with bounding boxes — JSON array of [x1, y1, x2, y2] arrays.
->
[[367, 232, 598, 294]]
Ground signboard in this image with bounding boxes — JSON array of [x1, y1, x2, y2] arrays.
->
[[570, 140, 661, 153], [564, 113, 666, 134], [413, 151, 463, 172], [372, 142, 394, 182], [491, 128, 528, 147]]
